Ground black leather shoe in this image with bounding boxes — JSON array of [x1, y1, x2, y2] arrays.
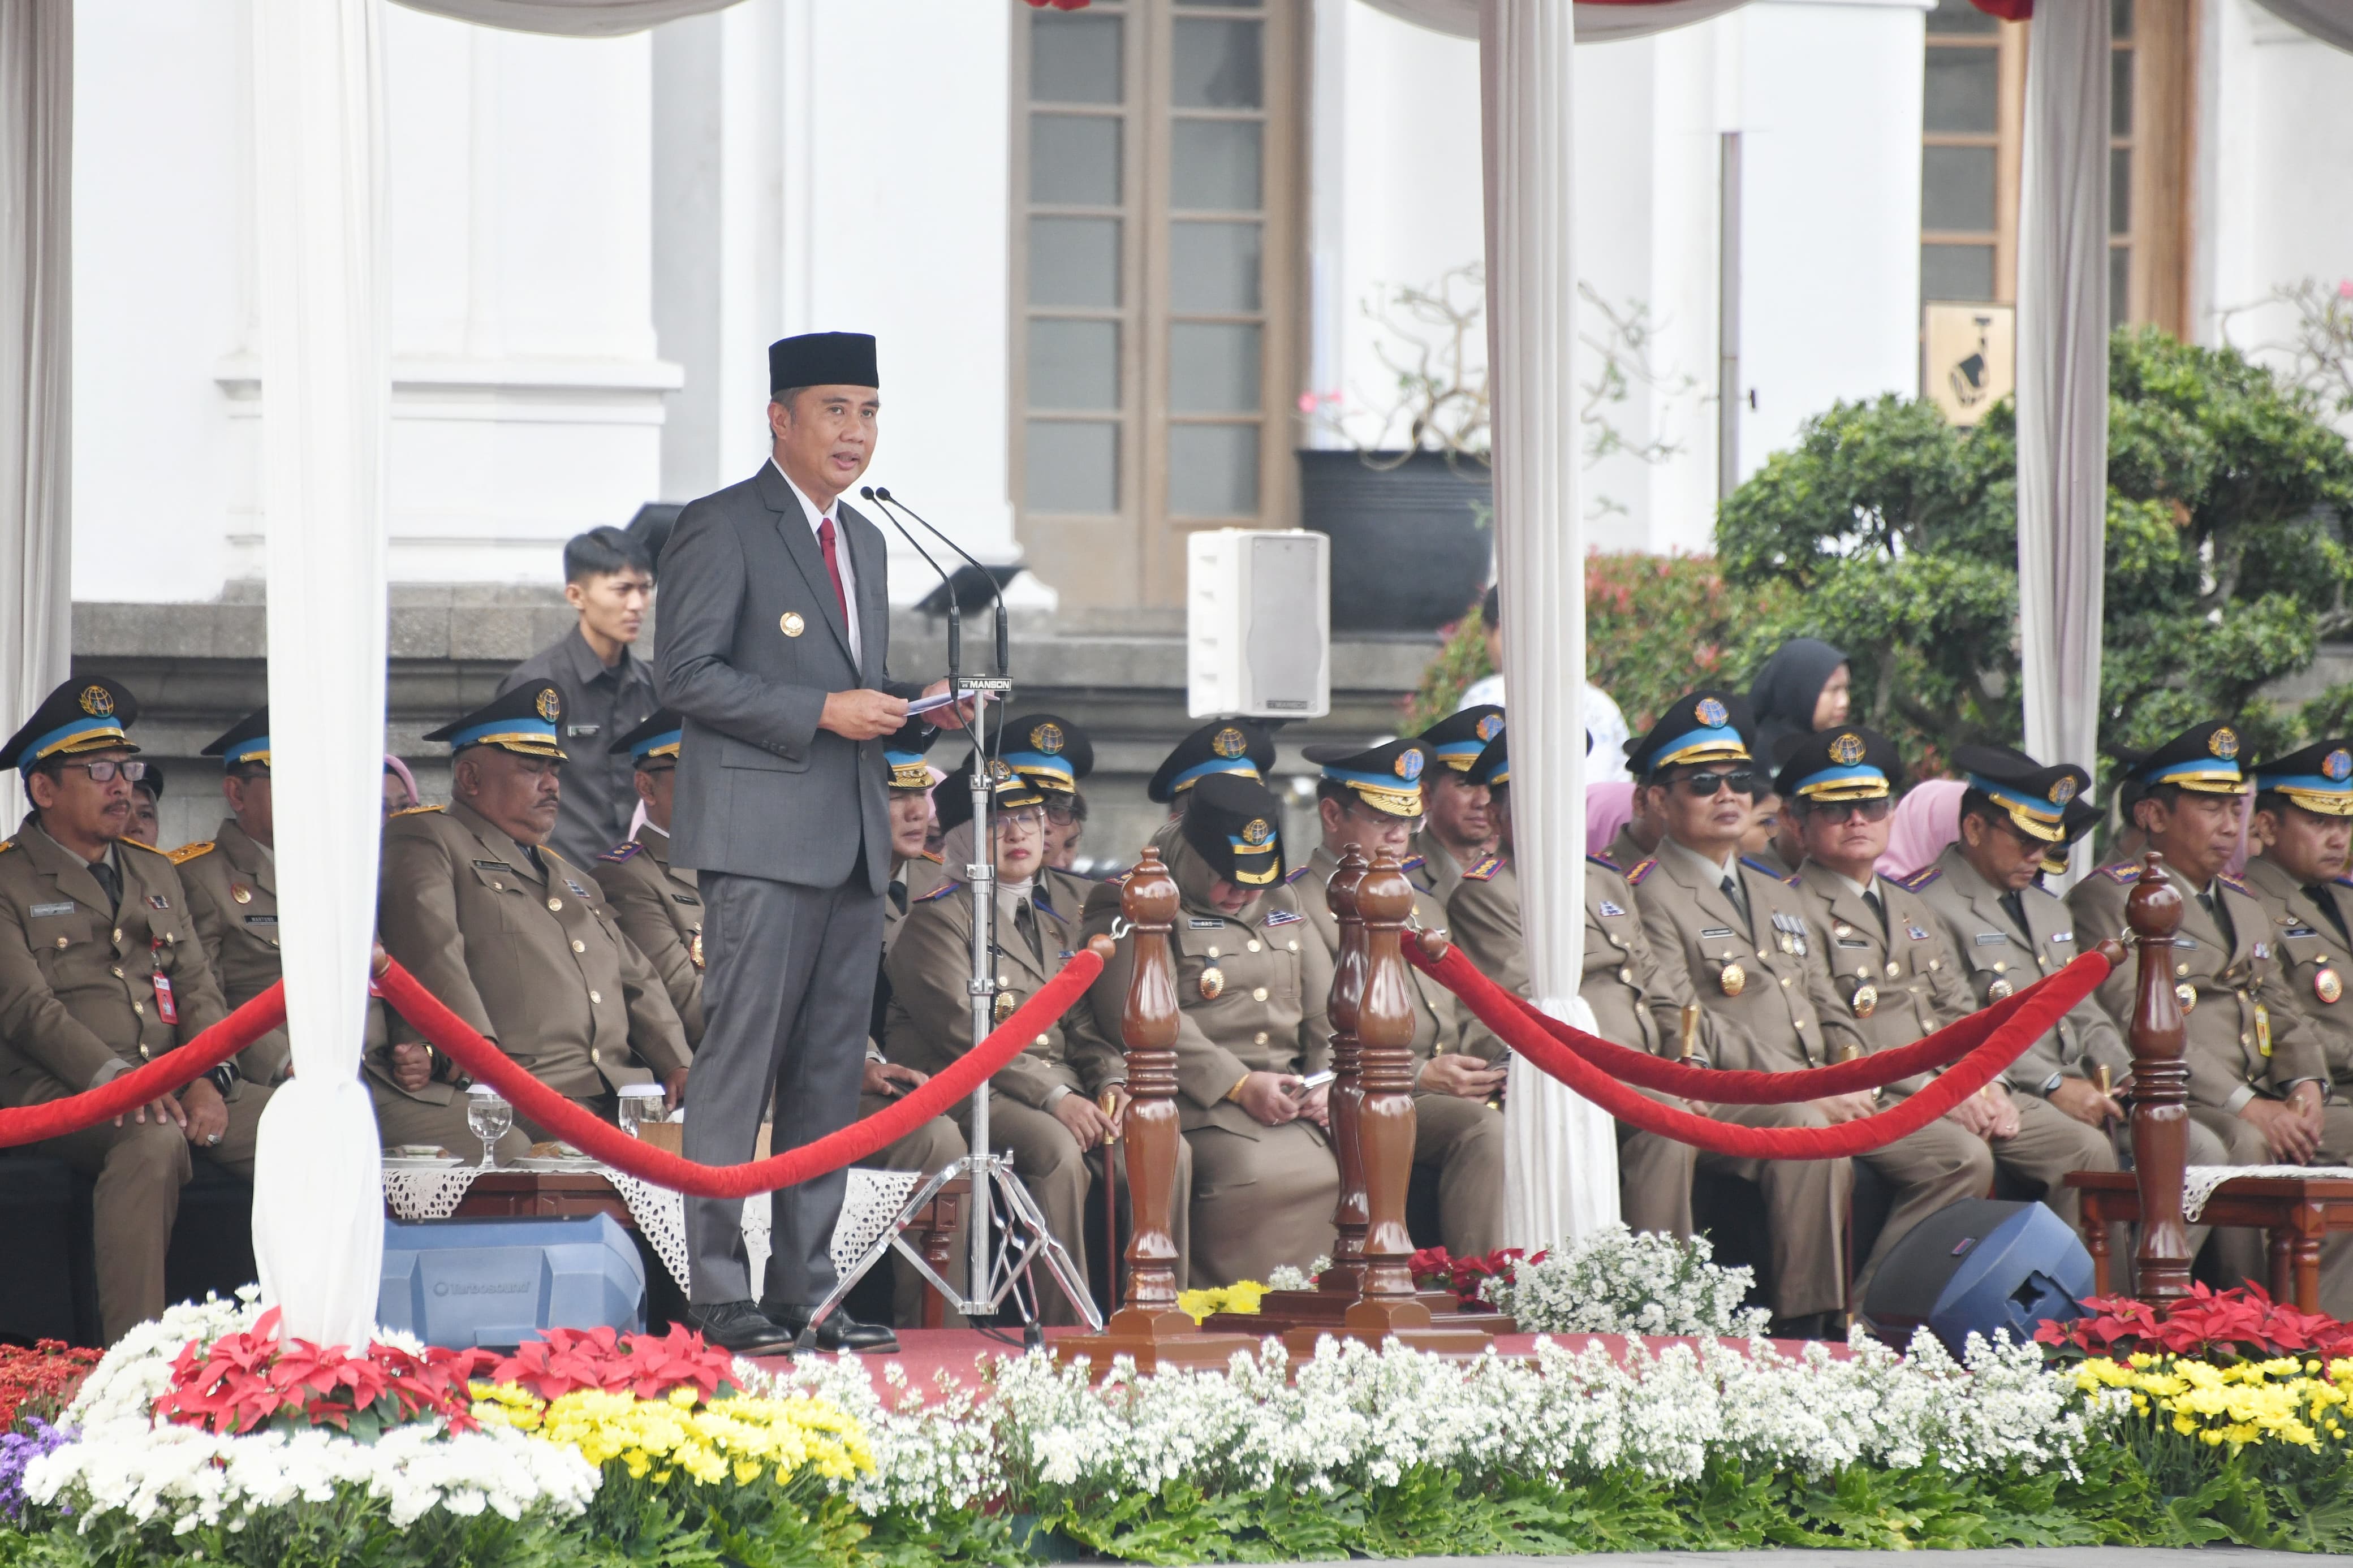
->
[[763, 1301, 900, 1354], [684, 1300, 799, 1356]]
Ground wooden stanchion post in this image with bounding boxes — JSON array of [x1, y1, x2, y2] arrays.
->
[[1055, 848, 1254, 1375], [1322, 848, 1371, 1293], [2127, 850, 2193, 1306]]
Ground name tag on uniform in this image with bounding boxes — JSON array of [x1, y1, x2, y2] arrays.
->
[[243, 914, 278, 926], [1700, 927, 1735, 940], [2177, 936, 2199, 950], [29, 901, 73, 918], [1835, 937, 1871, 948], [473, 860, 512, 873], [1974, 931, 2007, 945], [2051, 930, 2072, 943], [671, 893, 700, 906], [566, 724, 601, 738], [1264, 909, 1302, 926], [1189, 917, 1224, 929], [2288, 925, 2318, 938], [1598, 900, 1626, 917]]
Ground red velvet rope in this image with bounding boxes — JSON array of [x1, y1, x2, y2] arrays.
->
[[1408, 932, 2065, 1102], [0, 987, 290, 1148], [1411, 935, 2109, 1159], [372, 949, 1104, 1199]]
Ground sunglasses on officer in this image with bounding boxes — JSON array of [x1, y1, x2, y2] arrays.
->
[[1666, 767, 1758, 800], [1798, 795, 1894, 823]]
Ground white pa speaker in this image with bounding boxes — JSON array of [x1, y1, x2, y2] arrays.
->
[[1186, 529, 1330, 720]]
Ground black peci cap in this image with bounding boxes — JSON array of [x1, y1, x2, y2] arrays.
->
[[769, 331, 878, 392]]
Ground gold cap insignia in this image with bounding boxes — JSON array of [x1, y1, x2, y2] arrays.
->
[[1030, 722, 1065, 755], [1695, 697, 1729, 728], [1212, 726, 1248, 759], [2050, 775, 2078, 805], [78, 685, 113, 718], [535, 689, 561, 723], [1828, 733, 1865, 766], [2210, 727, 2240, 760], [1241, 818, 1272, 845], [1395, 749, 1425, 781]]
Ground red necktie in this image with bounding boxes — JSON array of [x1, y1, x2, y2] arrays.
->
[[817, 515, 848, 625]]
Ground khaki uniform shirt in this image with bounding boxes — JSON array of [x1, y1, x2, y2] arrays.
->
[[884, 879, 1117, 1108], [1078, 840, 1334, 1134], [589, 823, 704, 1049], [1632, 840, 1867, 1071], [1791, 859, 1977, 1094], [376, 801, 687, 1108], [2068, 859, 2324, 1112], [1036, 864, 1100, 928], [1290, 843, 1464, 1066], [1604, 825, 1654, 876], [1404, 834, 1469, 906], [0, 819, 232, 1108], [1910, 843, 2130, 1095], [2236, 854, 2353, 1083], [175, 819, 291, 1083], [1748, 840, 1803, 882]]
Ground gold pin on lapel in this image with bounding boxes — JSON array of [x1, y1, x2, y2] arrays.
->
[[780, 612, 805, 638]]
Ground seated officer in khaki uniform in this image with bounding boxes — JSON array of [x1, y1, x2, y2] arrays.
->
[[1081, 772, 1338, 1288], [1407, 705, 1504, 904], [1781, 729, 2113, 1241], [1293, 735, 1504, 1258], [592, 711, 705, 1045], [1446, 730, 1697, 1238], [885, 753, 1153, 1321], [174, 707, 292, 1085], [1147, 718, 1277, 820], [999, 713, 1102, 923], [1621, 690, 1858, 1334], [0, 677, 258, 1344], [374, 682, 687, 1157]]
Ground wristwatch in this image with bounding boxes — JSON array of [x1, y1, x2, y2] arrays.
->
[[207, 1064, 239, 1099]]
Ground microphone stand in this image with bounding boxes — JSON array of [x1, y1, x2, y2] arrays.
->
[[800, 490, 1098, 1348]]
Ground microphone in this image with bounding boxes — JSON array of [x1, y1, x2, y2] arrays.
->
[[859, 484, 960, 682], [871, 487, 1010, 676]]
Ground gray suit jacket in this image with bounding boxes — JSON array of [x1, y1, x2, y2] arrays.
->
[[656, 463, 925, 891]]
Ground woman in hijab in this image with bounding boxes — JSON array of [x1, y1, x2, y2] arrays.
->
[[1748, 637, 1852, 756]]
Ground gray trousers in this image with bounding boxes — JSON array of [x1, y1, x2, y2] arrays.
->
[[685, 866, 885, 1306]]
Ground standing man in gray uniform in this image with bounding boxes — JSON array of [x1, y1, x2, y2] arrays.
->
[[656, 331, 960, 1355]]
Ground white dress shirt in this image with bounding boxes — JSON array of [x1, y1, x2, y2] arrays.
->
[[773, 459, 861, 667]]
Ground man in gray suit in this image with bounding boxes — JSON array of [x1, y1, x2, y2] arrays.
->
[[656, 331, 959, 1354]]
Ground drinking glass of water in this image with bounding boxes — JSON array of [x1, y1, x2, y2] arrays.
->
[[466, 1085, 512, 1170], [617, 1083, 664, 1138]]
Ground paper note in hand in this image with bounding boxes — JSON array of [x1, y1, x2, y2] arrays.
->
[[906, 689, 980, 718]]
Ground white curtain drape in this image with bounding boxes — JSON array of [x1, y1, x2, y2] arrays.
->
[[2252, 0, 2353, 53], [0, 0, 73, 826], [392, 0, 741, 37], [2014, 0, 2108, 881], [1363, 0, 1749, 43], [248, 0, 393, 1349], [1482, 0, 1619, 1251]]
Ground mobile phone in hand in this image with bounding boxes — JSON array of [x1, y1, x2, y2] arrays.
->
[[1289, 1069, 1338, 1096]]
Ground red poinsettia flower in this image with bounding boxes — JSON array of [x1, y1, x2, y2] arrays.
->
[[2036, 1281, 2353, 1364]]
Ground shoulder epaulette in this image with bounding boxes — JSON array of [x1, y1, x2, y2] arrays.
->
[[1891, 866, 1940, 893], [2217, 873, 2251, 897], [920, 850, 943, 864], [1284, 864, 1311, 885], [916, 880, 963, 904], [599, 841, 644, 864], [2335, 875, 2353, 889], [2097, 862, 2140, 884], [167, 841, 217, 865], [391, 804, 445, 818], [0, 840, 15, 854], [2027, 881, 2061, 899], [1591, 849, 1619, 870], [1626, 857, 1658, 887], [1463, 854, 1505, 883], [1399, 854, 1426, 871], [120, 837, 169, 856], [1741, 854, 1799, 887]]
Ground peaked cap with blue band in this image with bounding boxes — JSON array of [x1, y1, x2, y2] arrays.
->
[[202, 706, 270, 771], [609, 709, 684, 768], [1950, 742, 2089, 844], [1, 676, 141, 778], [1181, 771, 1288, 888], [1415, 704, 1505, 773], [1147, 717, 1275, 805], [1000, 712, 1093, 796], [1624, 689, 1756, 780], [423, 681, 568, 761], [1774, 724, 1903, 804], [879, 713, 940, 793], [1466, 729, 1509, 791], [2042, 795, 2102, 875], [1301, 737, 1430, 819], [2252, 737, 2353, 819], [934, 750, 1045, 834], [2123, 720, 2249, 799]]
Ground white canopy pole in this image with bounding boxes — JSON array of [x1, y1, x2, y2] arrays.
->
[[2015, 0, 2109, 879], [1481, 0, 1618, 1249], [248, 0, 391, 1347]]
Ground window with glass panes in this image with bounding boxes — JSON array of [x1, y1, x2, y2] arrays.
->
[[1919, 0, 2187, 335], [1012, 0, 1299, 610]]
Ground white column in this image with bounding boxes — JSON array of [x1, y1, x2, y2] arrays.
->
[[0, 0, 72, 826], [250, 0, 390, 1347], [1481, 0, 1617, 1249], [2015, 0, 2108, 879]]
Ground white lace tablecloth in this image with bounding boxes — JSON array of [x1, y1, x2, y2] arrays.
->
[[2181, 1165, 2353, 1223], [382, 1161, 924, 1291]]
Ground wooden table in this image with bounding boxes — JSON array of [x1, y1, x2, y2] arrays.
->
[[2065, 1169, 2353, 1311], [390, 1171, 972, 1329]]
